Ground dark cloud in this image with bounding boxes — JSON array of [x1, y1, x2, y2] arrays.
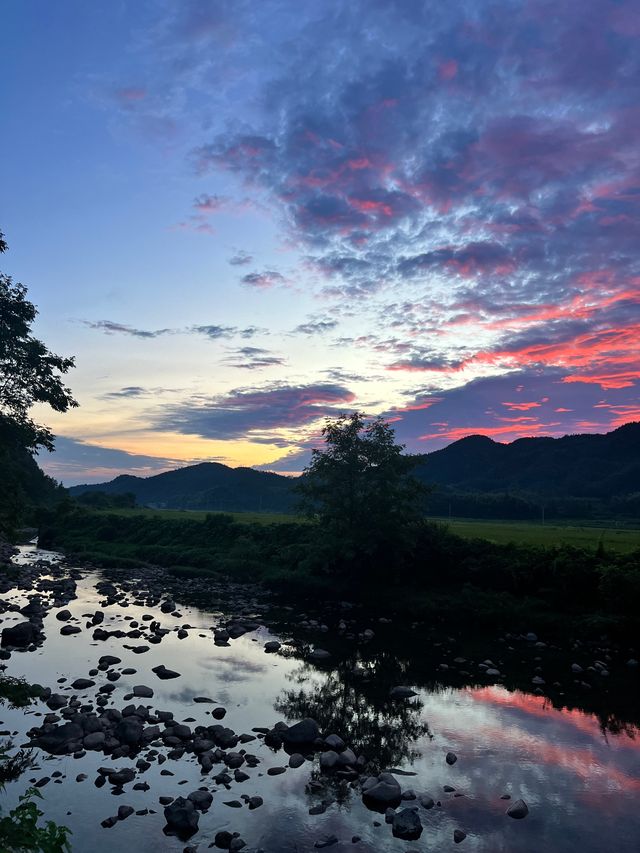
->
[[157, 383, 356, 441], [228, 250, 253, 266], [223, 347, 286, 370], [293, 318, 339, 335], [82, 320, 172, 339], [191, 324, 237, 340], [240, 270, 286, 289], [101, 386, 148, 399]]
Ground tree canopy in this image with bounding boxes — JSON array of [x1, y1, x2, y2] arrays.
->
[[296, 412, 426, 573], [0, 231, 77, 452]]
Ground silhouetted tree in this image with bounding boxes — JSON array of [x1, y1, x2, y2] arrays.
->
[[0, 230, 77, 452], [296, 412, 426, 574]]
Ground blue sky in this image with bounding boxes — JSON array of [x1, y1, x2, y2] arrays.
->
[[2, 0, 639, 484]]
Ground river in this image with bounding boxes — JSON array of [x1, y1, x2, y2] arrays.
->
[[0, 546, 638, 852]]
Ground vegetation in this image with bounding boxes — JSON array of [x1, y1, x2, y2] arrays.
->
[[296, 412, 426, 576], [0, 677, 70, 853], [0, 230, 75, 533]]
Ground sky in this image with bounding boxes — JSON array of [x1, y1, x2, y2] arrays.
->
[[1, 0, 639, 485]]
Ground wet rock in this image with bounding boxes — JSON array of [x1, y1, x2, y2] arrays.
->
[[132, 685, 154, 698], [117, 805, 134, 821], [60, 625, 81, 636], [101, 815, 118, 828], [324, 734, 345, 751], [454, 829, 467, 843], [108, 768, 136, 786], [281, 718, 320, 745], [248, 796, 263, 810], [214, 831, 234, 848], [99, 655, 121, 667], [289, 753, 305, 768], [418, 793, 435, 809], [2, 621, 38, 647], [71, 678, 95, 691], [56, 609, 72, 621], [507, 799, 529, 819], [446, 751, 457, 765], [267, 766, 286, 776], [309, 648, 331, 661], [164, 796, 199, 838], [320, 750, 340, 770], [188, 790, 213, 811], [392, 809, 422, 840], [115, 717, 143, 746], [362, 773, 402, 810], [390, 686, 417, 699], [152, 664, 181, 680], [264, 641, 281, 653]]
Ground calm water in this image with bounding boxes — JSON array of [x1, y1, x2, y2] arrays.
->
[[1, 546, 639, 852]]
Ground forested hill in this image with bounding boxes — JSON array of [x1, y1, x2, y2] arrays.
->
[[412, 421, 640, 498], [69, 462, 297, 513], [68, 423, 640, 515]]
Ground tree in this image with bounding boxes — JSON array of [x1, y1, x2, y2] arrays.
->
[[0, 231, 77, 452], [296, 412, 426, 574]]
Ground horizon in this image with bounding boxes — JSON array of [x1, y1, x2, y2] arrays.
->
[[60, 419, 638, 487], [3, 1, 639, 485]]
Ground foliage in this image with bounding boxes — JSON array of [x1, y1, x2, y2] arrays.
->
[[0, 676, 71, 852], [0, 230, 77, 453], [75, 490, 136, 509], [296, 413, 426, 574], [0, 788, 71, 853]]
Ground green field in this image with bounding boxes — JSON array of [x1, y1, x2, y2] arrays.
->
[[96, 507, 640, 552], [436, 518, 640, 553]]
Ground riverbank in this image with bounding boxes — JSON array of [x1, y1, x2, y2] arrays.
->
[[39, 507, 640, 641]]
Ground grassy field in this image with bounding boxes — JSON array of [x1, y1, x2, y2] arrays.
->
[[95, 507, 640, 552], [438, 518, 640, 553]]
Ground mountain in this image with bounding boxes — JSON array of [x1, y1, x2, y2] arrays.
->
[[68, 423, 640, 517], [413, 422, 640, 498], [68, 462, 296, 513]]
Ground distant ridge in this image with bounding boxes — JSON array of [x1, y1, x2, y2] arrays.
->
[[68, 423, 640, 514]]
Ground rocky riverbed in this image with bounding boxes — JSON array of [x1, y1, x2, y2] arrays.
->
[[0, 545, 639, 852]]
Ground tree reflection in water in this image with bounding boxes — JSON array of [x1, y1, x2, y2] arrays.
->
[[274, 650, 433, 773]]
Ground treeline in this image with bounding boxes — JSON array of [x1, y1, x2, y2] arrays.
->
[[424, 487, 640, 521], [40, 506, 640, 636]]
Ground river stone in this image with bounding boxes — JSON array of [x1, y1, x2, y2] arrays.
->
[[60, 625, 81, 635], [419, 793, 435, 809], [71, 678, 95, 690], [390, 686, 417, 699], [2, 621, 37, 647], [188, 790, 213, 811], [164, 796, 199, 837], [99, 655, 121, 667], [454, 829, 467, 843], [392, 808, 422, 840], [132, 685, 154, 698], [507, 799, 529, 819], [83, 732, 106, 749], [152, 664, 181, 680], [289, 753, 305, 768], [56, 609, 72, 621], [309, 648, 331, 661], [264, 641, 281, 653], [362, 774, 402, 810], [320, 750, 340, 770], [115, 717, 143, 745], [281, 718, 320, 745], [248, 796, 263, 810], [446, 751, 457, 765], [117, 805, 134, 821], [324, 734, 345, 751]]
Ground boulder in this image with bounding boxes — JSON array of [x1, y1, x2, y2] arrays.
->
[[164, 796, 199, 838], [188, 790, 213, 811], [507, 799, 529, 819], [390, 686, 417, 699], [281, 718, 320, 745], [392, 808, 422, 840], [2, 621, 37, 647]]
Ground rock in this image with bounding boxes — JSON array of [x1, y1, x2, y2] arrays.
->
[[188, 790, 213, 811], [114, 717, 143, 746], [60, 625, 81, 635], [56, 609, 72, 621], [71, 678, 95, 690], [117, 805, 134, 821], [214, 831, 233, 849], [2, 621, 37, 647], [83, 732, 106, 749], [390, 686, 417, 699], [267, 766, 286, 776], [264, 641, 281, 653], [507, 799, 529, 819], [164, 796, 199, 837], [362, 774, 402, 810], [152, 664, 181, 680], [525, 632, 538, 642], [320, 750, 340, 770], [418, 793, 435, 809], [289, 753, 305, 768], [281, 718, 321, 745], [98, 655, 121, 667], [392, 808, 422, 840], [571, 663, 583, 673], [132, 685, 154, 698], [248, 796, 263, 810], [446, 751, 457, 765], [309, 648, 331, 661], [532, 676, 545, 685], [101, 815, 118, 828], [324, 734, 346, 751], [454, 829, 467, 843], [108, 768, 136, 786]]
